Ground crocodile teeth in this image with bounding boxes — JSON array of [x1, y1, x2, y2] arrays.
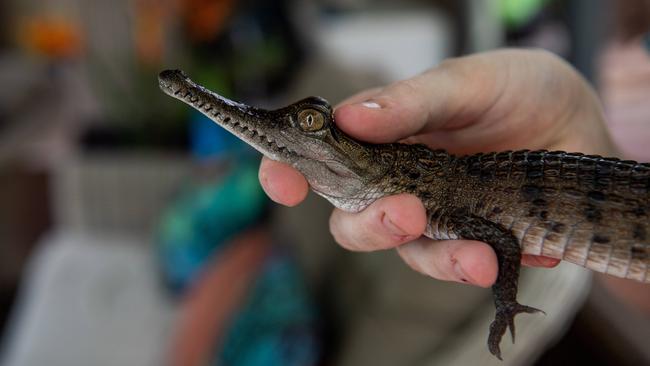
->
[[205, 115, 295, 158]]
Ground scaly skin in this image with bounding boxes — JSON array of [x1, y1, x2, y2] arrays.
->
[[158, 70, 650, 359]]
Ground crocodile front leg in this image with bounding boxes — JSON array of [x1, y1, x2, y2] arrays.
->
[[448, 212, 544, 360]]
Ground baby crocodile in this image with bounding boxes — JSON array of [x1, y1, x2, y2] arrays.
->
[[158, 69, 650, 359]]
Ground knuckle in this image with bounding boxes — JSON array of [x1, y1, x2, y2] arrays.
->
[[393, 78, 423, 96]]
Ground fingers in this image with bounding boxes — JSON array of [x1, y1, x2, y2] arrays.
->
[[522, 254, 560, 268], [258, 157, 308, 207], [329, 194, 427, 251], [258, 154, 559, 286], [395, 241, 560, 288], [396, 238, 499, 288]]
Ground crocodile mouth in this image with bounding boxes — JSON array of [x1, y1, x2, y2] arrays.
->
[[159, 70, 299, 161], [160, 69, 382, 213], [192, 99, 299, 160]]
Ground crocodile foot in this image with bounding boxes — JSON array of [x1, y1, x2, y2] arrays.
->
[[488, 302, 545, 360]]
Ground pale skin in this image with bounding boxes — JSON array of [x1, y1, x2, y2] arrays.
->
[[258, 49, 617, 288]]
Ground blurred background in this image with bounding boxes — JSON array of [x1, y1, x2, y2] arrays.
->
[[0, 0, 648, 365]]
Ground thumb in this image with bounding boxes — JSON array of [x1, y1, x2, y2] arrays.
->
[[333, 51, 514, 144], [334, 77, 436, 143]]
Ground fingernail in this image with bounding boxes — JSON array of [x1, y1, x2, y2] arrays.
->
[[382, 214, 411, 240], [361, 100, 381, 109], [453, 261, 476, 285]]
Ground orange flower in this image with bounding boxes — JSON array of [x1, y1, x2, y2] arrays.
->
[[180, 0, 235, 42], [20, 17, 83, 59], [135, 0, 168, 65]]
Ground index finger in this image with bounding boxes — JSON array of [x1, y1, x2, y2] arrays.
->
[[258, 157, 309, 207]]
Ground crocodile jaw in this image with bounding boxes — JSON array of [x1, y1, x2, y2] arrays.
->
[[158, 70, 382, 208], [158, 70, 298, 162]]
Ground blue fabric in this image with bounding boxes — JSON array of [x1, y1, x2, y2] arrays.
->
[[190, 112, 251, 161]]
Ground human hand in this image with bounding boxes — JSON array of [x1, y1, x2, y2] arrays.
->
[[258, 49, 617, 287]]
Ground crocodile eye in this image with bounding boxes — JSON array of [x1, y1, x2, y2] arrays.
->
[[298, 109, 325, 132]]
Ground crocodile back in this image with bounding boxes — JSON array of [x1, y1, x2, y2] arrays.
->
[[425, 150, 650, 283]]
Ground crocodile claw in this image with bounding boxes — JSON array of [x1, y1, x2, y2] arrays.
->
[[488, 302, 545, 360]]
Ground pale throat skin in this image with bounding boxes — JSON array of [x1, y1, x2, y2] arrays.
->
[[158, 69, 650, 360]]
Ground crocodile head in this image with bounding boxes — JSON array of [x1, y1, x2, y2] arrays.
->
[[159, 69, 390, 211]]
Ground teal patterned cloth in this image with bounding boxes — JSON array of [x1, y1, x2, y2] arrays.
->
[[156, 158, 268, 292], [156, 167, 322, 364], [156, 112, 321, 364], [216, 250, 320, 366]]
